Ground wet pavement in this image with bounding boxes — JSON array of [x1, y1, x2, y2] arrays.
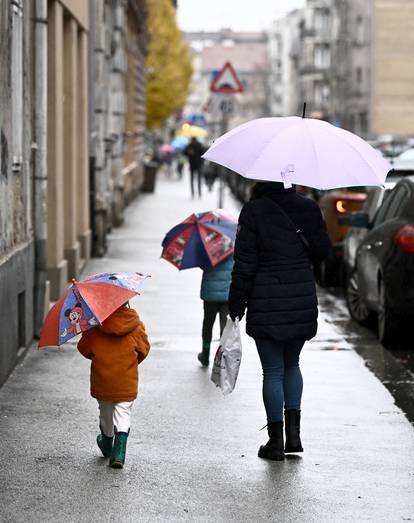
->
[[318, 291, 414, 425], [1, 173, 414, 522]]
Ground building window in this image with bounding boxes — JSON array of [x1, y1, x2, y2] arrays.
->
[[356, 16, 364, 45], [314, 44, 330, 68], [359, 112, 368, 134], [314, 82, 330, 105], [11, 0, 23, 172], [314, 8, 330, 32]]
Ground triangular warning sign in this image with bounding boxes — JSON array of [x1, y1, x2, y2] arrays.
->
[[210, 62, 244, 94]]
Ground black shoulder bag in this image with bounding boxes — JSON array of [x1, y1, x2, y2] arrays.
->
[[265, 197, 310, 250]]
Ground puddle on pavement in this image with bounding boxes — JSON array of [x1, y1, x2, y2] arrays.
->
[[151, 340, 166, 348], [319, 346, 351, 351]]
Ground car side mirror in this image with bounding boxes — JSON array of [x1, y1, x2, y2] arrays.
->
[[338, 212, 370, 228]]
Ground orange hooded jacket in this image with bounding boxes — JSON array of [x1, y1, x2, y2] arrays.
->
[[77, 306, 150, 402]]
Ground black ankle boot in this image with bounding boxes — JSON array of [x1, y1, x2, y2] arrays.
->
[[284, 409, 303, 453], [258, 421, 285, 461], [197, 341, 210, 367]]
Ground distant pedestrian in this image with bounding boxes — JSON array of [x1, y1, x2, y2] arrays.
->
[[77, 303, 150, 468], [176, 153, 185, 180], [184, 137, 205, 198], [198, 255, 234, 367], [203, 161, 219, 191], [229, 181, 331, 461]]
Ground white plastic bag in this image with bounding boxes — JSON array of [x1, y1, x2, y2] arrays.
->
[[211, 317, 242, 395]]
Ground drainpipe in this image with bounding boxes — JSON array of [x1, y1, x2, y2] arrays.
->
[[33, 0, 48, 336], [89, 0, 97, 256]]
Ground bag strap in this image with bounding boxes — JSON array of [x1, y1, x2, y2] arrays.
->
[[264, 197, 310, 250]]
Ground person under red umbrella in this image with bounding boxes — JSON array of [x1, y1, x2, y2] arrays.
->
[[198, 254, 234, 367], [161, 210, 237, 366], [38, 272, 151, 468], [77, 302, 150, 469]]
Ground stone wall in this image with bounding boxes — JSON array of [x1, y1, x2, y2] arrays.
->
[[0, 2, 35, 385], [89, 0, 148, 257]]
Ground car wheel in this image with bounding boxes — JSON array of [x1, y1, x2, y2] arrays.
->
[[345, 270, 373, 325], [378, 279, 399, 349]]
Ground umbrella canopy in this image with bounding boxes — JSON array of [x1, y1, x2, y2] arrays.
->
[[202, 117, 392, 190], [171, 136, 189, 152], [159, 144, 174, 156], [161, 210, 237, 270], [177, 123, 208, 139], [38, 272, 150, 348]]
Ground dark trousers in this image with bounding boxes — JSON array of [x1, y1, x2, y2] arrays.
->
[[202, 301, 229, 343], [255, 338, 305, 422], [190, 166, 202, 197]]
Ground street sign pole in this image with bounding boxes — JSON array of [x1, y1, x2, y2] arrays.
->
[[218, 112, 228, 208], [208, 62, 244, 209]]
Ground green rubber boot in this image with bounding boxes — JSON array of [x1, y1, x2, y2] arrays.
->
[[197, 341, 210, 367], [109, 431, 129, 468], [97, 428, 113, 458]]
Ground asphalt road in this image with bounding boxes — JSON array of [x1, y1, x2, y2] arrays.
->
[[1, 173, 413, 522]]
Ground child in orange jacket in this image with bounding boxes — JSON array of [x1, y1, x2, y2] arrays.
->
[[77, 303, 150, 468]]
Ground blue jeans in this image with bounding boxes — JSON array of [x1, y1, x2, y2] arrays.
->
[[255, 338, 305, 422]]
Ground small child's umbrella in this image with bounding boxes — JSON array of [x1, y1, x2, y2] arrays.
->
[[161, 210, 237, 270], [38, 272, 150, 348]]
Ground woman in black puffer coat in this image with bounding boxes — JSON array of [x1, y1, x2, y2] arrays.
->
[[229, 181, 331, 461]]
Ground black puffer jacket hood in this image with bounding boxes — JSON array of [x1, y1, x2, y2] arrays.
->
[[229, 185, 331, 341]]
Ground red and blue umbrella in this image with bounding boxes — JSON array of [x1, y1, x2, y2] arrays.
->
[[161, 210, 237, 270], [38, 272, 150, 348]]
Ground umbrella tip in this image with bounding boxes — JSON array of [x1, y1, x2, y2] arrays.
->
[[72, 278, 77, 285], [302, 102, 307, 119]]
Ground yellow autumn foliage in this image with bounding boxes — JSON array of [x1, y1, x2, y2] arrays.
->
[[146, 0, 193, 129]]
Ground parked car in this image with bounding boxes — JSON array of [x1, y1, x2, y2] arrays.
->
[[316, 188, 367, 285], [372, 135, 412, 160], [344, 177, 414, 348], [226, 170, 253, 203], [342, 183, 395, 276], [341, 170, 409, 277], [390, 147, 414, 173]]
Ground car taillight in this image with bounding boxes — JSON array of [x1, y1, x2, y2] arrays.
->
[[334, 196, 365, 215], [395, 225, 414, 253], [335, 200, 348, 213]]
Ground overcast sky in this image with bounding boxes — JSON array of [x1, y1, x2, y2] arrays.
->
[[177, 0, 306, 32]]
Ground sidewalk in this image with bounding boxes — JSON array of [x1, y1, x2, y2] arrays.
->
[[1, 173, 413, 522]]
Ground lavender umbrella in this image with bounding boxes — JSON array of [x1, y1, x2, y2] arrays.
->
[[202, 117, 391, 190]]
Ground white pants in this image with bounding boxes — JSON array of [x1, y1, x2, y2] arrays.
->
[[97, 400, 134, 437]]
